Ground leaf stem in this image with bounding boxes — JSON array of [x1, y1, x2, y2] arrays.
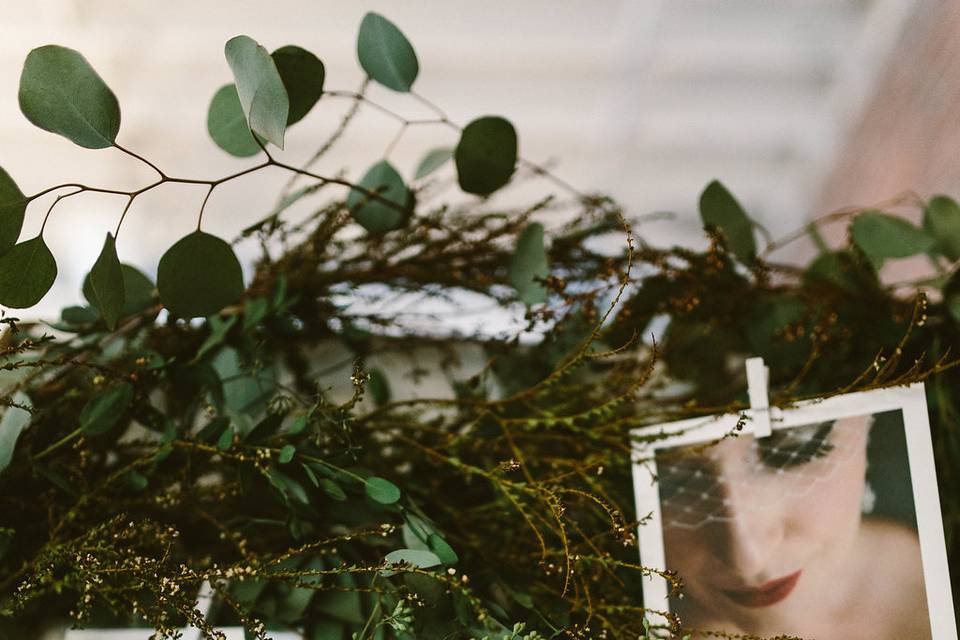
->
[[32, 426, 83, 461], [113, 143, 166, 179]]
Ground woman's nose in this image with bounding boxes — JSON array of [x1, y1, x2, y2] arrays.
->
[[711, 479, 786, 581]]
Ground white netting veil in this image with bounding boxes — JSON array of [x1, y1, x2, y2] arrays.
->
[[656, 416, 875, 530]]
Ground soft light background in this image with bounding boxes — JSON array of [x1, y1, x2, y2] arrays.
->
[[0, 0, 955, 322]]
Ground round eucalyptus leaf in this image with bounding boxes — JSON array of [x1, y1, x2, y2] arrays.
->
[[88, 233, 125, 330], [851, 210, 934, 269], [385, 548, 441, 570], [272, 45, 324, 126], [357, 12, 419, 92], [157, 231, 244, 319], [364, 476, 401, 504], [0, 236, 57, 309], [455, 116, 518, 196], [207, 84, 261, 157], [0, 168, 27, 256], [414, 147, 453, 180], [509, 223, 549, 306], [699, 180, 756, 263], [80, 383, 134, 435], [224, 35, 289, 149], [84, 264, 155, 318], [347, 161, 412, 234], [923, 195, 960, 261], [18, 45, 120, 149]]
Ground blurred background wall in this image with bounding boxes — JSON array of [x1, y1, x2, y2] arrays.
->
[[0, 0, 953, 319]]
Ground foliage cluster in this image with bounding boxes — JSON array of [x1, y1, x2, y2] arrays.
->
[[0, 11, 958, 640]]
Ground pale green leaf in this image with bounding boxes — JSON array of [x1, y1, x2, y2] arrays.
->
[[365, 476, 400, 504], [224, 35, 289, 148], [384, 549, 441, 569], [207, 84, 261, 157], [0, 392, 31, 474], [509, 223, 549, 306], [414, 147, 453, 180]]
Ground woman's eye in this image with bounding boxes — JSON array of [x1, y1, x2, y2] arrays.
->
[[758, 421, 836, 469]]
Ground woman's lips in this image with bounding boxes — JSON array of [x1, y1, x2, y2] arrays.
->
[[721, 570, 802, 608]]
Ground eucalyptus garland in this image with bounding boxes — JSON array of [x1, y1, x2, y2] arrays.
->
[[0, 12, 958, 640]]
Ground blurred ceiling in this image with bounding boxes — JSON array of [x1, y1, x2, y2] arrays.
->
[[0, 0, 918, 318]]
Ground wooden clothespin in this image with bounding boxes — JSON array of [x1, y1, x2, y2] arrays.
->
[[745, 357, 772, 438]]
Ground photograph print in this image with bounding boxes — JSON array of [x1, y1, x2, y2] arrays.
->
[[631, 383, 957, 639]]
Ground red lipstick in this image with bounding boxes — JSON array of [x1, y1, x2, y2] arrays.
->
[[722, 570, 802, 608]]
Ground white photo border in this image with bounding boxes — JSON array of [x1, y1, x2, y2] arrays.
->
[[630, 382, 958, 638]]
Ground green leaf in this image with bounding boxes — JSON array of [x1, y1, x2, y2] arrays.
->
[[509, 223, 549, 305], [699, 180, 756, 263], [0, 168, 27, 256], [278, 444, 296, 464], [224, 35, 289, 148], [88, 233, 125, 330], [804, 251, 858, 291], [0, 393, 31, 474], [217, 425, 234, 451], [347, 161, 412, 234], [84, 264, 155, 318], [272, 45, 324, 126], [357, 12, 419, 92], [207, 84, 261, 157], [946, 294, 960, 324], [195, 315, 238, 362], [455, 116, 518, 196], [61, 305, 98, 326], [18, 45, 120, 149], [243, 296, 269, 331], [267, 468, 310, 506], [427, 533, 459, 565], [851, 210, 934, 268], [319, 478, 347, 502], [0, 236, 57, 309], [414, 147, 453, 179], [367, 368, 391, 407], [384, 549, 441, 569], [80, 383, 134, 435], [365, 476, 401, 504], [157, 231, 244, 319], [125, 470, 148, 492], [923, 195, 960, 261]]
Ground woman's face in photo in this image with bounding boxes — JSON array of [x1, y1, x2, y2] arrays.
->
[[658, 415, 871, 621]]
